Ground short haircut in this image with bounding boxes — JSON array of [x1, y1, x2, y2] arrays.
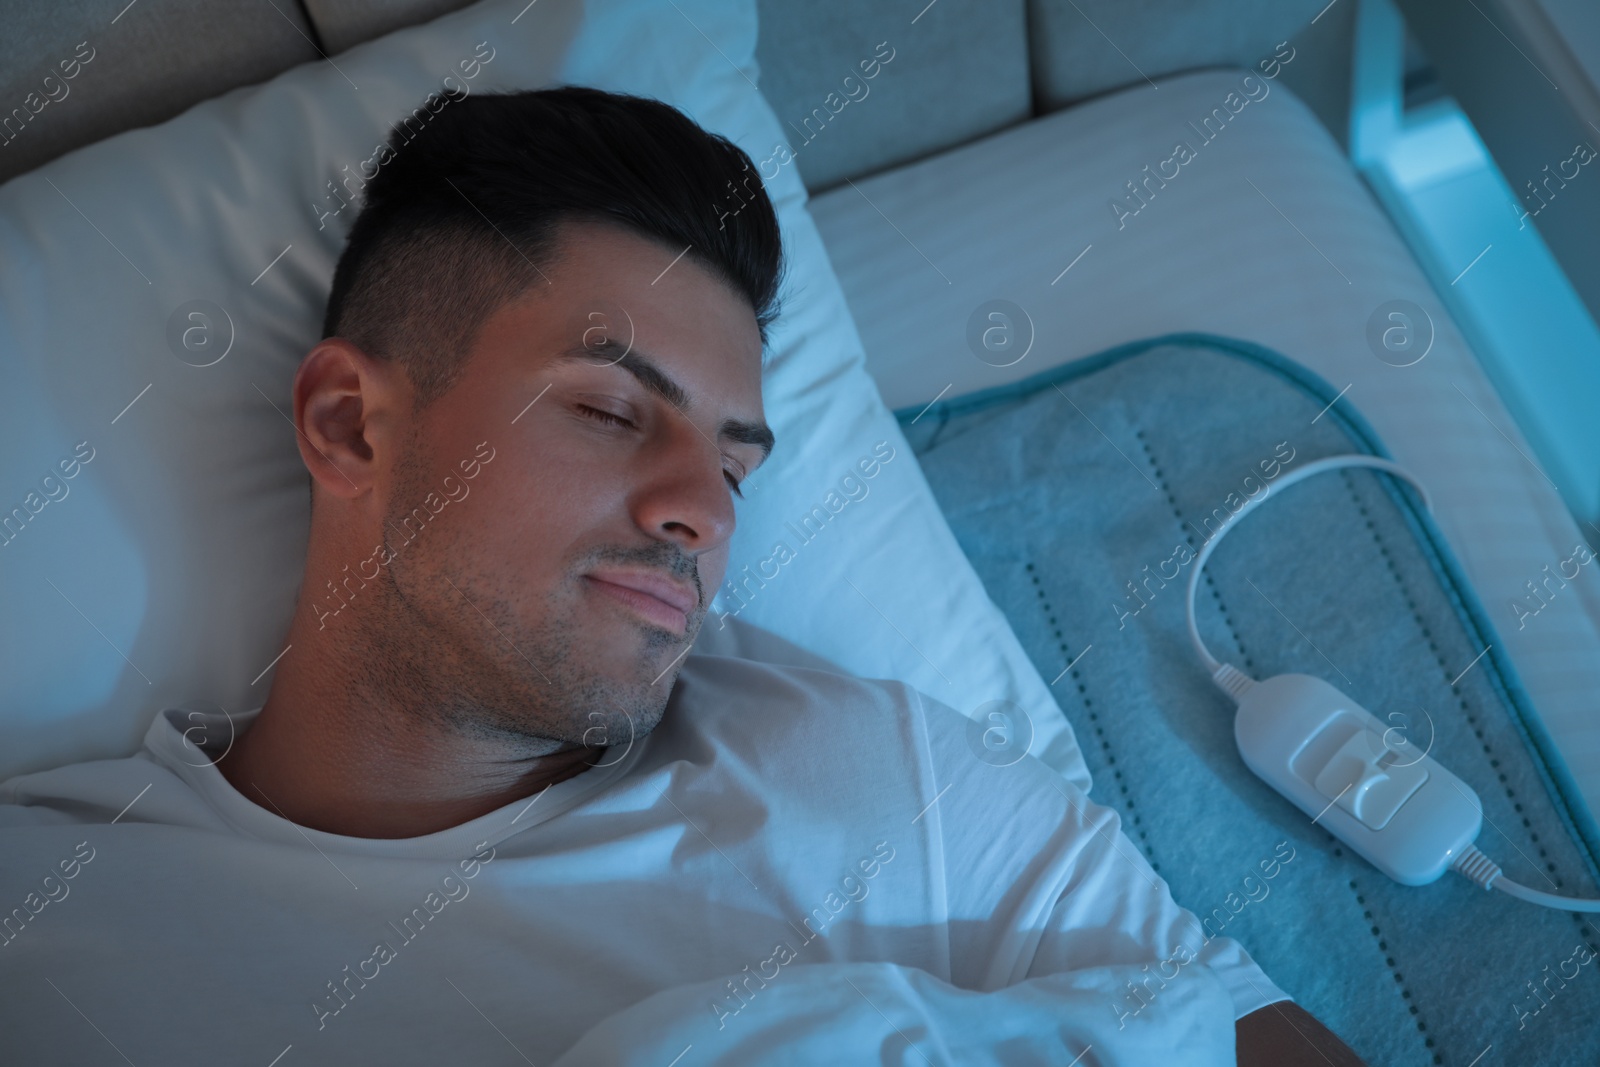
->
[[321, 86, 785, 412]]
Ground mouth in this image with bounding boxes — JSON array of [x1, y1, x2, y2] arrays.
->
[[583, 569, 697, 636]]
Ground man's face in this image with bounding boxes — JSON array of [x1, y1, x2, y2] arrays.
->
[[371, 219, 771, 750]]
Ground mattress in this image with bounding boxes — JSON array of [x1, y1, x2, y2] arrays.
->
[[807, 68, 1600, 823]]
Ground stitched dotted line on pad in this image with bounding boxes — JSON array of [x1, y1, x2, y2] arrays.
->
[[1331, 848, 1443, 1064], [1134, 429, 1258, 675], [1140, 428, 1432, 1060], [1022, 562, 1158, 872], [1340, 470, 1600, 964]]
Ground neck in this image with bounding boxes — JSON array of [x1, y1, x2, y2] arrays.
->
[[218, 565, 598, 840]]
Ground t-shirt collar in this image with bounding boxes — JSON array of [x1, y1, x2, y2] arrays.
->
[[141, 705, 648, 859]]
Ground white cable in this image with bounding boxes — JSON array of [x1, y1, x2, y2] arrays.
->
[[1450, 843, 1600, 911], [1183, 454, 1433, 700], [1179, 453, 1600, 913]]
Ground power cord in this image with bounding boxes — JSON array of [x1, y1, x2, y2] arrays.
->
[[1182, 454, 1433, 697], [1183, 453, 1600, 913], [1450, 842, 1600, 911]]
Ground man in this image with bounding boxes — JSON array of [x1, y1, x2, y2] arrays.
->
[[0, 87, 1364, 1065]]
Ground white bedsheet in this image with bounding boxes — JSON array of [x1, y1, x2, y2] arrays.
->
[[807, 68, 1600, 824], [550, 961, 1235, 1066]]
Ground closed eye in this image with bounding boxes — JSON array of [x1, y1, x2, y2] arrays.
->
[[576, 403, 634, 429], [575, 404, 745, 499]]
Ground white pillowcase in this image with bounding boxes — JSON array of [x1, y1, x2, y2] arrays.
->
[[0, 0, 1089, 792]]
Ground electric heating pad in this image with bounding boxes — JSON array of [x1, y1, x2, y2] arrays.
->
[[898, 332, 1600, 1067]]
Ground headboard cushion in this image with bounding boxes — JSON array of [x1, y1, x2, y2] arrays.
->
[[1026, 0, 1329, 110], [0, 0, 321, 185], [752, 0, 1031, 192]]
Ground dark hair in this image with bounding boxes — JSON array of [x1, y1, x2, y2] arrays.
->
[[321, 86, 785, 411]]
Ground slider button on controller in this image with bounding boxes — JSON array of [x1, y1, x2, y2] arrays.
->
[[1233, 674, 1481, 886]]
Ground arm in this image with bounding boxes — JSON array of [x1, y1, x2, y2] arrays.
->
[[1237, 1001, 1367, 1066], [552, 960, 1241, 1066], [914, 688, 1360, 1063]]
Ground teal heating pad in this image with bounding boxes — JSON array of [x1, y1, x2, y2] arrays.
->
[[893, 333, 1600, 1067]]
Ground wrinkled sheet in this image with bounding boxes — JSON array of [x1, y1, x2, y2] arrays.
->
[[552, 961, 1236, 1065]]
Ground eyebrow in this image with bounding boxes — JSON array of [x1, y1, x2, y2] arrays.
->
[[553, 341, 776, 466]]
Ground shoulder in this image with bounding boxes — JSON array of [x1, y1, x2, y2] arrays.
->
[[678, 613, 932, 741], [657, 626, 973, 825], [0, 710, 229, 832], [671, 647, 930, 758], [668, 634, 1072, 828], [1, 752, 164, 827]]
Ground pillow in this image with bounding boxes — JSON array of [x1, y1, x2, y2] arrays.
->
[[0, 0, 1090, 794]]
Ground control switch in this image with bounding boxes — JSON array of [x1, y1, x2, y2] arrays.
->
[[1312, 728, 1429, 831]]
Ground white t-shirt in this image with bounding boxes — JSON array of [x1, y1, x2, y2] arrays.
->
[[0, 650, 1288, 1064]]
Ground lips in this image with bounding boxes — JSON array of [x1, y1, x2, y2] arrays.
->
[[584, 568, 698, 634]]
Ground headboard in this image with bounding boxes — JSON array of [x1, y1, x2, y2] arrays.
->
[[2, 0, 1346, 191]]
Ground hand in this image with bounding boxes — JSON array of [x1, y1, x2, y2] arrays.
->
[[1236, 1001, 1368, 1065]]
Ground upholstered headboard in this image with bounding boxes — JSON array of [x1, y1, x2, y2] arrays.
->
[[752, 0, 1348, 190], [0, 0, 1351, 191]]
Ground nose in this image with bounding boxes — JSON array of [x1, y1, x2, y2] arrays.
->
[[629, 412, 737, 554]]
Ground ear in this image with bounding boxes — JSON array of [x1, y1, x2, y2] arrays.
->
[[292, 338, 413, 504]]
